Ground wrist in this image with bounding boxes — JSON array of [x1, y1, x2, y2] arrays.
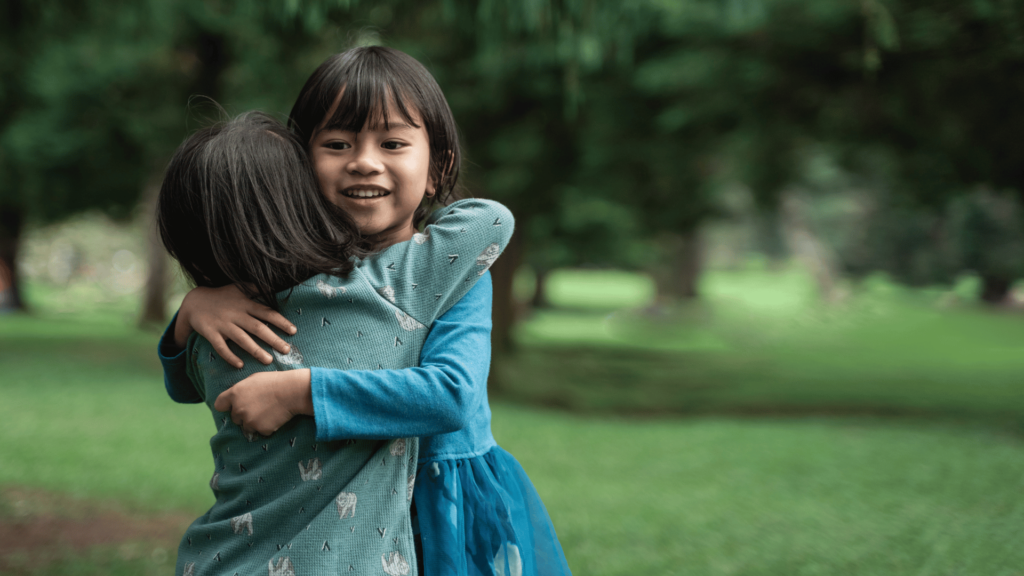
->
[[286, 369, 314, 417], [172, 309, 192, 349]]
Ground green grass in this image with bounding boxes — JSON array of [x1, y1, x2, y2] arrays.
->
[[503, 267, 1024, 419], [3, 267, 1024, 574], [3, 545, 175, 576], [499, 407, 1024, 575], [0, 315, 214, 514]]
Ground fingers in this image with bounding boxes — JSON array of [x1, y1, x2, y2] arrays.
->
[[208, 334, 245, 369], [249, 306, 297, 337], [244, 318, 292, 357], [213, 389, 232, 414], [254, 422, 279, 437], [224, 325, 274, 365]]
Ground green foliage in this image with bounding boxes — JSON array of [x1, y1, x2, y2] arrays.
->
[[6, 0, 1024, 302], [0, 0, 362, 224]]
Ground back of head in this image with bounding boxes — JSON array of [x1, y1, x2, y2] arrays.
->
[[157, 111, 362, 308], [289, 46, 463, 225]]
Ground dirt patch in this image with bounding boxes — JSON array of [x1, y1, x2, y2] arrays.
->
[[0, 486, 193, 573]]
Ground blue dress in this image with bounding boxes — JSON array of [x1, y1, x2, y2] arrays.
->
[[160, 272, 572, 576]]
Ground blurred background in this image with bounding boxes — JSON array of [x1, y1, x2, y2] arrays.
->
[[2, 0, 1024, 574]]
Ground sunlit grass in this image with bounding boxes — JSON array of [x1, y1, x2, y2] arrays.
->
[[4, 267, 1024, 574], [505, 266, 1024, 417]]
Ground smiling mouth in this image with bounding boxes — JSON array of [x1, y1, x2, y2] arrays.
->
[[342, 187, 390, 199]]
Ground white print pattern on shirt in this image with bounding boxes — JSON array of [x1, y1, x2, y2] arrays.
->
[[298, 458, 322, 481], [183, 561, 195, 576], [210, 472, 219, 491], [476, 243, 501, 275], [382, 551, 411, 576], [378, 286, 396, 303], [244, 429, 260, 442], [407, 474, 415, 500], [268, 556, 295, 576], [394, 310, 426, 332], [316, 279, 346, 299], [336, 492, 357, 519], [390, 438, 406, 456], [412, 229, 430, 244], [494, 542, 523, 576], [231, 513, 253, 536], [273, 345, 303, 366]]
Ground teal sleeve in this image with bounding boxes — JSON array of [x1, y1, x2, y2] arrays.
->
[[356, 198, 513, 328], [310, 272, 493, 440], [157, 312, 203, 404]]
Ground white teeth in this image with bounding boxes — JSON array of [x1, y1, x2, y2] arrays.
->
[[347, 189, 386, 198]]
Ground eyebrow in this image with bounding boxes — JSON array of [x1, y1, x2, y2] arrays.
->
[[368, 122, 417, 132], [320, 120, 420, 134]]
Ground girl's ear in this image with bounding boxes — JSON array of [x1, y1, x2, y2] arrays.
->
[[426, 150, 454, 198], [431, 150, 455, 197]]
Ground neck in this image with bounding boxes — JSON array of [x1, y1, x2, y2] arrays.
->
[[365, 222, 416, 251]]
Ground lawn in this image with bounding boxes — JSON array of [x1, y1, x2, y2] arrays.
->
[[503, 268, 1024, 418], [2, 266, 1023, 575]]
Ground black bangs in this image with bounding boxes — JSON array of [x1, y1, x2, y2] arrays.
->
[[289, 46, 464, 224], [320, 56, 421, 134], [290, 47, 429, 140]]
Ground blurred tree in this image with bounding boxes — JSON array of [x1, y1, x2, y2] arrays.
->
[[772, 0, 1024, 301], [1, 1, 195, 314], [9, 0, 1023, 329], [0, 0, 366, 319], [948, 190, 1024, 304]]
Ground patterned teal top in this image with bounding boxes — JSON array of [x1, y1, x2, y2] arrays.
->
[[176, 199, 514, 576]]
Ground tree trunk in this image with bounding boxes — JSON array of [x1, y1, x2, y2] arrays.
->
[[677, 228, 702, 299], [138, 171, 169, 328], [979, 274, 1012, 305], [781, 192, 841, 302], [488, 229, 524, 392], [755, 206, 788, 266], [0, 204, 27, 311], [654, 228, 702, 302], [531, 267, 550, 308]]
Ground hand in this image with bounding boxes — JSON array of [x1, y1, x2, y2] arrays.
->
[[214, 370, 313, 437], [175, 285, 297, 369]]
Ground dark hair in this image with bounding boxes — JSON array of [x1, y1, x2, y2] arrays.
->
[[289, 46, 462, 228], [157, 111, 364, 309]]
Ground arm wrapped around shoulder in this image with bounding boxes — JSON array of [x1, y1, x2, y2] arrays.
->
[[359, 199, 514, 325]]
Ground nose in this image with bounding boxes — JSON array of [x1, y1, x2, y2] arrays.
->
[[346, 142, 384, 176]]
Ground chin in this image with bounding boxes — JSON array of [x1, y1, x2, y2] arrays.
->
[[356, 222, 387, 236]]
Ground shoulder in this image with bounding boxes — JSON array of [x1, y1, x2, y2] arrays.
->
[[427, 199, 513, 228]]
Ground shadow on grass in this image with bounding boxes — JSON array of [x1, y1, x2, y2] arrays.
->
[[0, 487, 189, 576], [493, 345, 1024, 433]]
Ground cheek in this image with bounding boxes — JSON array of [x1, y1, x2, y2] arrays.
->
[[402, 153, 432, 192], [312, 160, 331, 190]]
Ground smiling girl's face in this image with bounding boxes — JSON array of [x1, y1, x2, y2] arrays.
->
[[309, 101, 433, 248]]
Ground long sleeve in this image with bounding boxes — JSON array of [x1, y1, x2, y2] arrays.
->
[[157, 312, 203, 404], [310, 272, 493, 441], [356, 198, 512, 327]]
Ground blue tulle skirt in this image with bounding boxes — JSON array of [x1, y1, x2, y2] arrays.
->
[[412, 446, 572, 576]]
